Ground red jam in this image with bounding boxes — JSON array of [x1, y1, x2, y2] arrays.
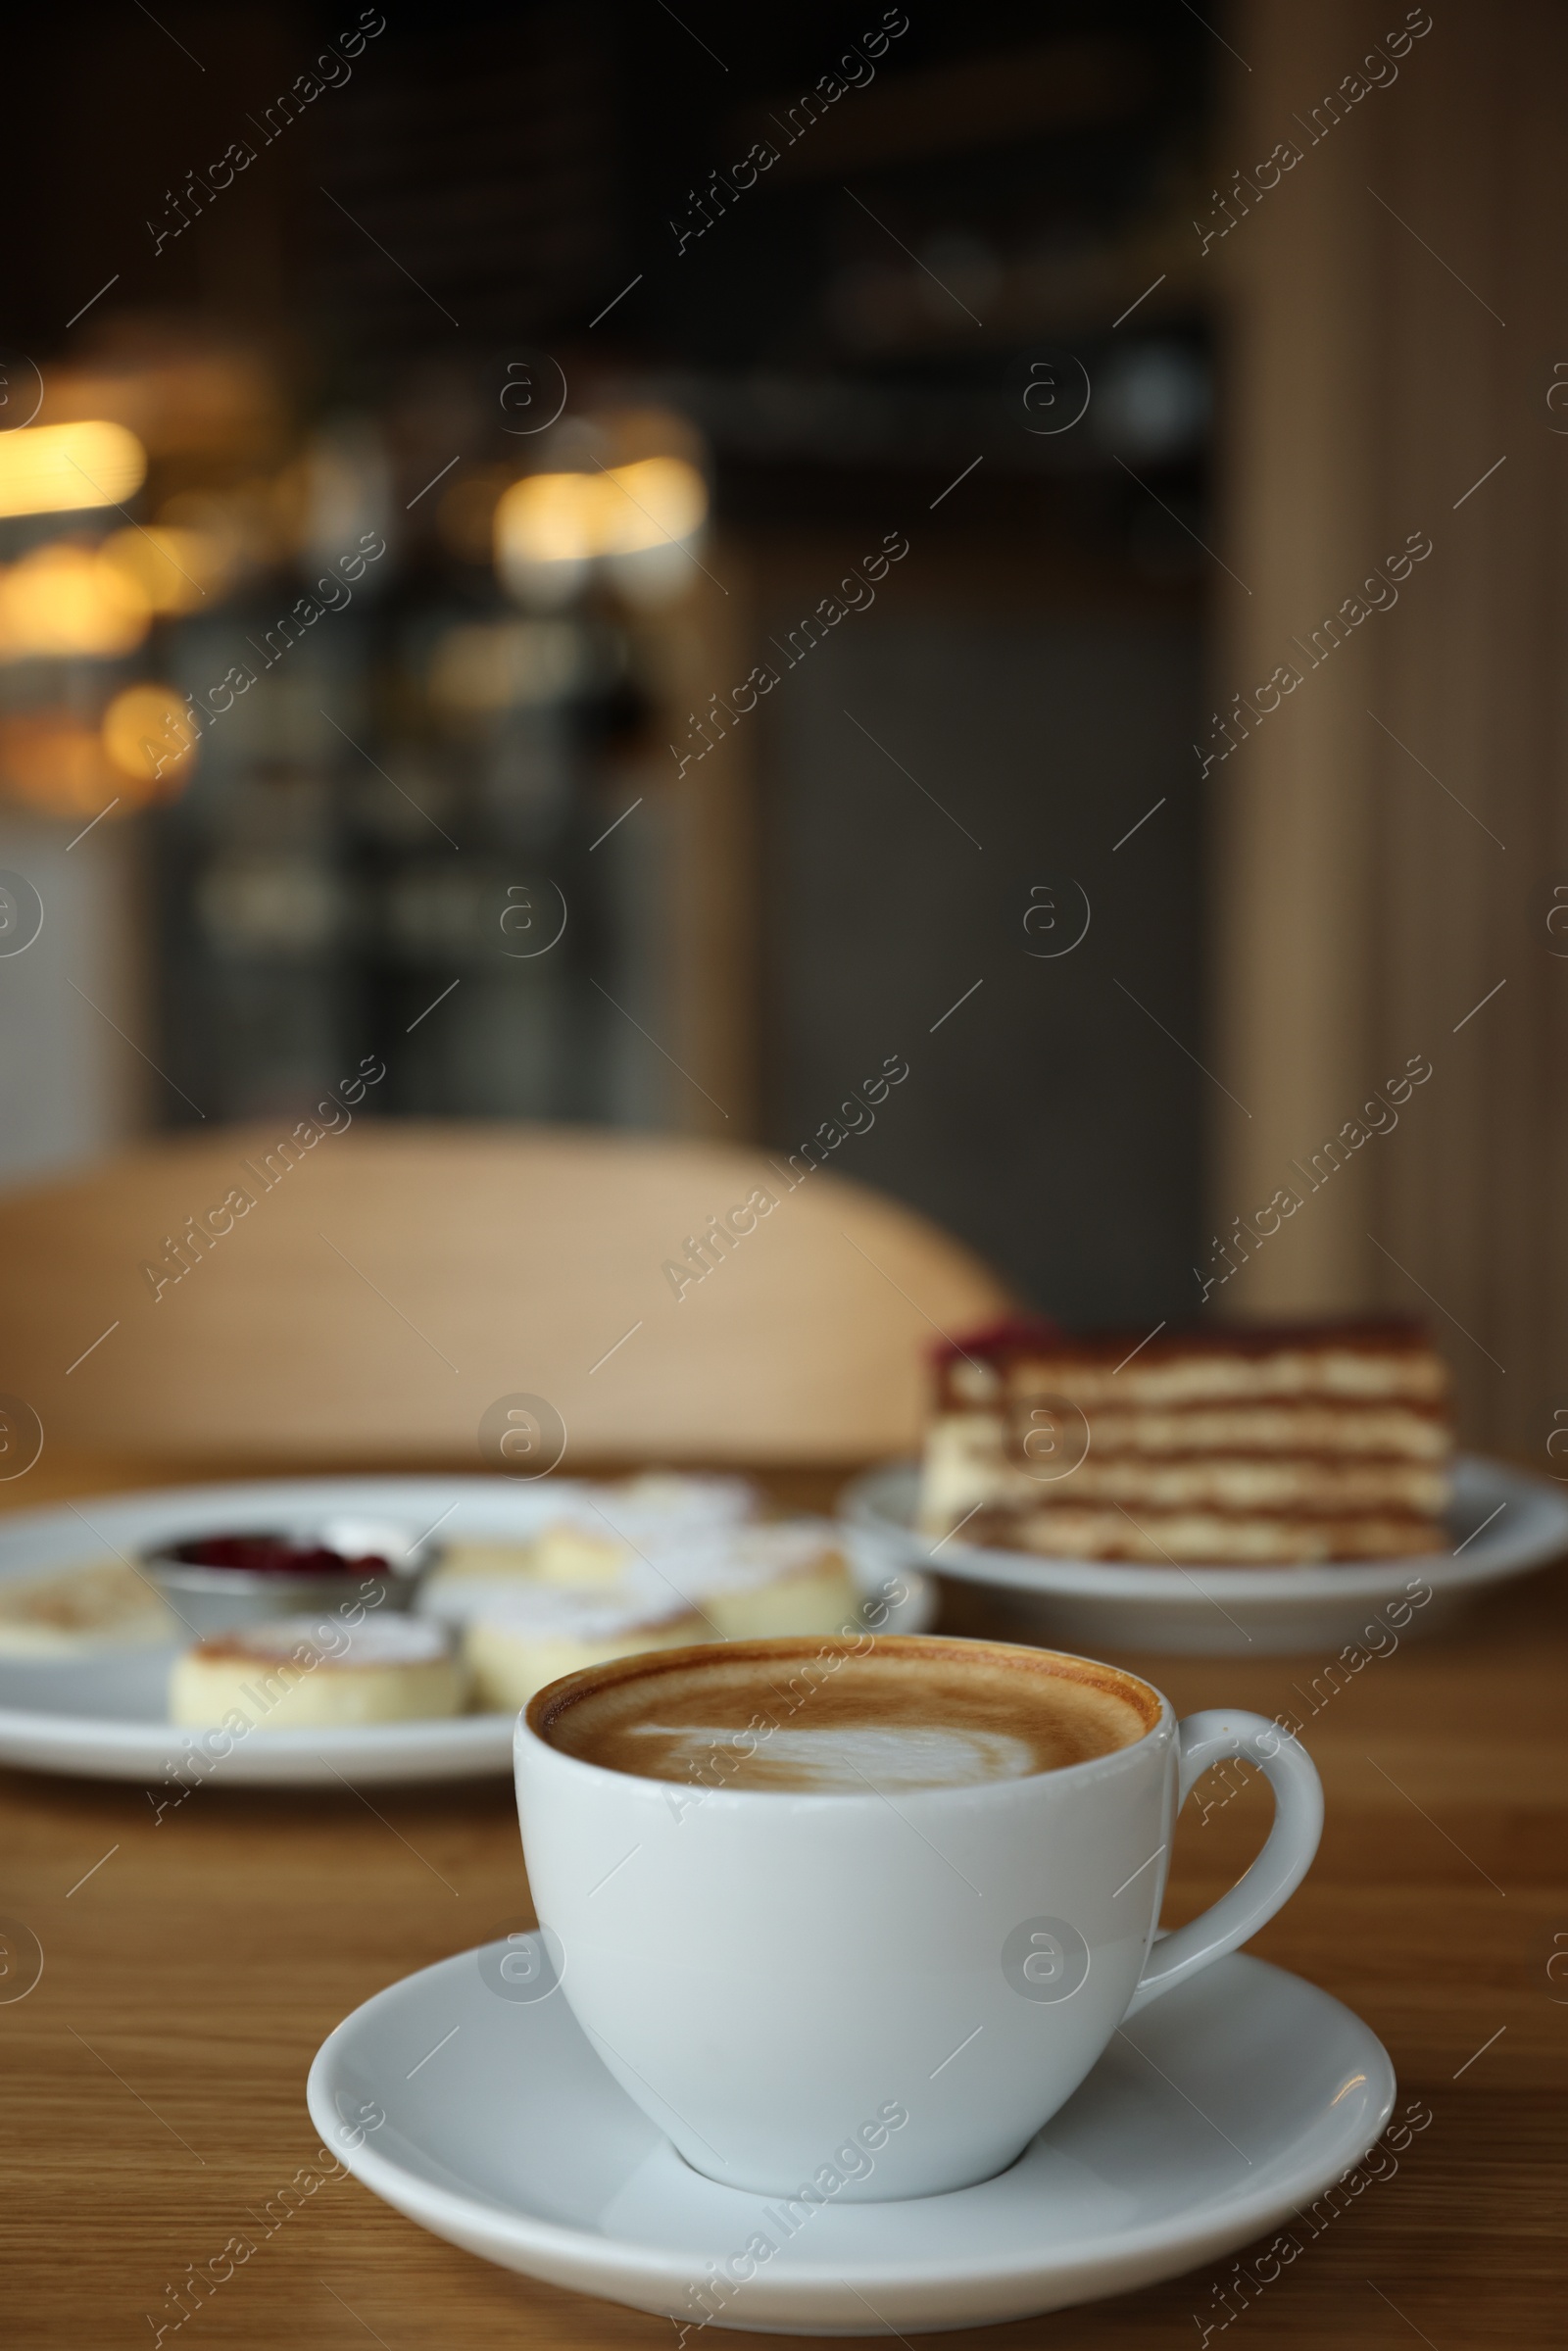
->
[[169, 1535, 393, 1577]]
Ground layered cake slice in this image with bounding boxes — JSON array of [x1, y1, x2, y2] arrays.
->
[[918, 1319, 1453, 1565]]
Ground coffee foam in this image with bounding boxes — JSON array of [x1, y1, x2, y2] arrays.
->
[[535, 1638, 1156, 1793], [625, 1720, 1039, 1791]]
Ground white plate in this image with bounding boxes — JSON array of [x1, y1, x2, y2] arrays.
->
[[842, 1453, 1568, 1655], [307, 1940, 1395, 2335], [0, 1477, 932, 1788]]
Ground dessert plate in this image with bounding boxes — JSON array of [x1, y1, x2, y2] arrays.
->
[[842, 1453, 1568, 1655], [307, 1941, 1395, 2335], [0, 1477, 930, 1788]]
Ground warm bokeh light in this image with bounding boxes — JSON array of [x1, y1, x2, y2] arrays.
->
[[597, 457, 709, 554], [0, 696, 187, 818], [99, 524, 230, 614], [494, 456, 708, 596], [0, 420, 146, 518], [102, 684, 198, 788], [496, 470, 606, 567], [0, 711, 120, 819], [0, 543, 150, 660]]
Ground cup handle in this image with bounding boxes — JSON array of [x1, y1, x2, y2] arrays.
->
[[1123, 1709, 1323, 2018]]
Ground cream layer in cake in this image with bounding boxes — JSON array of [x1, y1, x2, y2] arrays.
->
[[968, 1505, 1438, 1565], [170, 1615, 466, 1729], [920, 1321, 1453, 1565], [921, 1419, 1447, 1524], [944, 1343, 1448, 1410], [935, 1402, 1451, 1459]]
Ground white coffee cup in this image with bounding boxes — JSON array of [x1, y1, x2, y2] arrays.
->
[[514, 1635, 1322, 2202]]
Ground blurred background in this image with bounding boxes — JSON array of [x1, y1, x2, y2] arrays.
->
[[0, 0, 1558, 1456]]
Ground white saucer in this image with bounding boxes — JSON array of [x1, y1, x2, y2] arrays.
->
[[843, 1453, 1568, 1655], [308, 1940, 1394, 2335], [0, 1477, 931, 1788]]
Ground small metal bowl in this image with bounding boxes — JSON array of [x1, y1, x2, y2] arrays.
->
[[142, 1517, 436, 1638]]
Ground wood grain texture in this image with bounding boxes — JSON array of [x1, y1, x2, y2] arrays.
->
[[0, 1123, 1010, 1464], [1209, 0, 1567, 1460], [0, 1458, 1562, 2349]]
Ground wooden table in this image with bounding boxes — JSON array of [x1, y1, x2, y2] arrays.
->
[[2, 1458, 1563, 2348]]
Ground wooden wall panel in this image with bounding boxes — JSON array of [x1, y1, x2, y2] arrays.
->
[[1213, 0, 1568, 1455]]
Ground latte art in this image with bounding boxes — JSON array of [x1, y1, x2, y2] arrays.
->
[[534, 1636, 1157, 1792], [628, 1720, 1040, 1792]]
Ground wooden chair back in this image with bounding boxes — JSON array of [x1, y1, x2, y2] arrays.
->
[[0, 1122, 1011, 1467]]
